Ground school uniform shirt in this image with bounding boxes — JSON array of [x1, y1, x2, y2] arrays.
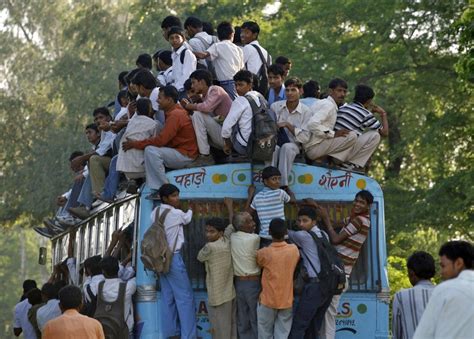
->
[[101, 277, 137, 332], [116, 114, 160, 173], [207, 40, 244, 81], [195, 85, 233, 118], [114, 106, 128, 121], [271, 100, 312, 145], [13, 299, 36, 339], [392, 280, 435, 339], [42, 309, 104, 339], [67, 257, 79, 285], [118, 263, 135, 282], [250, 187, 290, 238], [150, 203, 193, 252], [171, 45, 197, 91], [221, 91, 262, 146], [267, 85, 286, 106], [189, 31, 217, 68], [413, 270, 474, 339], [83, 274, 105, 303], [96, 130, 116, 157], [230, 230, 261, 276], [157, 67, 173, 87], [197, 237, 236, 306], [304, 95, 339, 150], [256, 242, 300, 309], [335, 101, 382, 136], [36, 299, 61, 332], [243, 41, 271, 75]]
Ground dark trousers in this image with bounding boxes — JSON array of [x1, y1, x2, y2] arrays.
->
[[235, 279, 260, 339], [289, 281, 334, 339]]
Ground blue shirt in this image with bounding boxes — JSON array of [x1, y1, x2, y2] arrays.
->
[[251, 187, 290, 237], [299, 97, 319, 108], [268, 85, 286, 106]]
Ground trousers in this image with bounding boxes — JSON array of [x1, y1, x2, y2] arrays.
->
[[191, 111, 225, 155]]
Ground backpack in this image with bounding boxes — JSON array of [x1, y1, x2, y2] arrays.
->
[[94, 281, 129, 339], [244, 92, 278, 162], [249, 44, 271, 96], [307, 230, 346, 296], [80, 284, 97, 317], [193, 35, 219, 81], [140, 208, 176, 274]]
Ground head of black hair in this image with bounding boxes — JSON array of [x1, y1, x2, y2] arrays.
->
[[303, 80, 320, 98], [168, 26, 186, 39], [136, 53, 152, 70], [298, 206, 318, 221], [190, 69, 213, 86], [158, 183, 180, 199], [161, 15, 182, 29], [92, 107, 111, 119], [84, 255, 102, 276], [117, 89, 128, 103], [206, 217, 227, 232], [100, 256, 119, 278], [158, 50, 172, 66], [354, 84, 375, 104], [261, 166, 281, 180], [23, 279, 37, 294], [233, 26, 242, 44], [233, 70, 253, 84], [118, 71, 128, 87], [69, 151, 84, 162], [85, 123, 99, 133], [275, 56, 291, 65], [268, 64, 285, 77], [41, 282, 59, 300], [125, 68, 141, 86], [202, 21, 215, 35], [328, 78, 348, 90], [439, 241, 474, 269], [136, 98, 153, 116], [269, 218, 287, 240], [58, 285, 83, 310], [284, 77, 303, 88], [407, 251, 436, 280], [184, 16, 203, 29], [26, 288, 42, 306], [132, 69, 157, 90], [159, 85, 179, 103], [53, 280, 67, 293], [241, 21, 260, 36], [355, 190, 374, 205], [184, 79, 193, 92], [217, 21, 234, 40]]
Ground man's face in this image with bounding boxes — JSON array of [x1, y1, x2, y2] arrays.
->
[[353, 196, 369, 214], [285, 85, 300, 103], [329, 85, 348, 106], [439, 255, 464, 280], [235, 80, 252, 96], [191, 78, 206, 95], [240, 28, 257, 44], [162, 191, 180, 208], [85, 128, 100, 145], [158, 91, 172, 111], [93, 113, 110, 126], [205, 225, 222, 242], [297, 215, 314, 231], [283, 62, 292, 77], [169, 33, 184, 50], [268, 73, 283, 90], [239, 213, 256, 233]]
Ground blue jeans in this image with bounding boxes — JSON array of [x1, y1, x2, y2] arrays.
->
[[78, 175, 93, 208], [219, 80, 238, 100], [102, 155, 120, 200], [159, 253, 197, 339]]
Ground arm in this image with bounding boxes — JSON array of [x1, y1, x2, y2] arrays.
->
[[105, 230, 121, 257], [304, 199, 349, 245], [193, 51, 210, 59], [67, 229, 76, 258], [221, 98, 246, 139], [197, 243, 212, 262], [372, 104, 389, 137], [246, 185, 256, 213]]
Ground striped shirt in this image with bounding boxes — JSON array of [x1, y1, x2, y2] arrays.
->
[[251, 187, 290, 237], [335, 214, 370, 274], [392, 280, 435, 339], [335, 102, 381, 136]]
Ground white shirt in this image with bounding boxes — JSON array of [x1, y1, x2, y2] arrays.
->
[[149, 87, 160, 112], [118, 263, 135, 281], [157, 67, 173, 86], [83, 274, 105, 302], [95, 130, 116, 157], [207, 40, 244, 81], [171, 45, 197, 91], [271, 100, 313, 145], [67, 257, 78, 285], [36, 299, 61, 332], [304, 95, 339, 149], [150, 203, 193, 252], [243, 41, 271, 75], [115, 106, 128, 121], [221, 91, 262, 146], [13, 299, 36, 339], [230, 231, 261, 276], [414, 270, 474, 339], [100, 277, 137, 332], [189, 31, 217, 67]]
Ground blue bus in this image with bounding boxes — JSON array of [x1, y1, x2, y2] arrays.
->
[[49, 162, 390, 338]]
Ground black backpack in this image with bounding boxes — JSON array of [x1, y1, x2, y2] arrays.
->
[[94, 281, 129, 339], [249, 44, 271, 96], [180, 47, 207, 71], [244, 92, 278, 162], [307, 230, 346, 296], [80, 284, 97, 317]]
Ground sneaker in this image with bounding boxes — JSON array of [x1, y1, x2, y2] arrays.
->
[[34, 226, 53, 238], [68, 206, 90, 220], [126, 180, 138, 194], [43, 218, 65, 233], [188, 154, 215, 167], [339, 162, 365, 173], [56, 214, 81, 227], [146, 191, 161, 201]]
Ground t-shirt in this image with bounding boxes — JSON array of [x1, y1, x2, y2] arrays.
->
[[251, 187, 290, 238], [13, 299, 36, 339], [335, 102, 381, 136]]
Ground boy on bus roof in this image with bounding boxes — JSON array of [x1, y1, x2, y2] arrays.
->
[[168, 26, 197, 96], [197, 217, 237, 338], [267, 64, 286, 106]]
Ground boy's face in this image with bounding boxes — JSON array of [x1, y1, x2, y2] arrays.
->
[[282, 62, 292, 77], [285, 84, 301, 103], [297, 215, 315, 231], [353, 196, 369, 214], [128, 83, 138, 95], [85, 128, 100, 145], [191, 78, 206, 95], [205, 225, 223, 242], [169, 33, 184, 50], [158, 59, 167, 71], [268, 72, 283, 90], [263, 175, 281, 190], [136, 84, 147, 97], [439, 255, 464, 281], [162, 191, 180, 208], [93, 113, 111, 126], [119, 96, 129, 108], [235, 80, 252, 96], [240, 213, 256, 233], [240, 28, 257, 44]]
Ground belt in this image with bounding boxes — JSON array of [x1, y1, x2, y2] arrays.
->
[[304, 277, 320, 283], [219, 80, 235, 85], [235, 275, 260, 281]]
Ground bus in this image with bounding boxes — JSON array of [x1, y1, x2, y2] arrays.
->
[[49, 162, 390, 338]]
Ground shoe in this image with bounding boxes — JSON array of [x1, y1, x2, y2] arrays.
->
[[189, 154, 215, 167], [126, 180, 138, 194], [91, 200, 104, 208], [339, 162, 365, 174], [34, 226, 53, 238], [56, 214, 81, 228], [68, 206, 90, 220], [94, 192, 114, 204], [226, 154, 249, 163], [146, 191, 161, 201], [43, 218, 65, 233]]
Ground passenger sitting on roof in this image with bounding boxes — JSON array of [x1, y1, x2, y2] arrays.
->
[[299, 80, 321, 107], [122, 86, 198, 200]]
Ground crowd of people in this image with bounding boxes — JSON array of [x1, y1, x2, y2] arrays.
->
[[22, 13, 473, 339], [34, 14, 389, 238]]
